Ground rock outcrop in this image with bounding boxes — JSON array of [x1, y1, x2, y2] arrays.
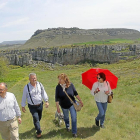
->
[[0, 44, 140, 66], [29, 45, 119, 64], [0, 45, 121, 66]]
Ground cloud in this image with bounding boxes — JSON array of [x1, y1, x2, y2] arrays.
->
[[0, 0, 140, 42], [0, 1, 7, 9], [1, 17, 30, 28], [0, 29, 34, 42]]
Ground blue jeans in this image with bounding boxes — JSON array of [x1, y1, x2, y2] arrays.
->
[[61, 105, 77, 134], [96, 102, 107, 126], [28, 102, 43, 134]]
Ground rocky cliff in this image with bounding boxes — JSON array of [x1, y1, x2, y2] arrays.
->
[[0, 44, 139, 66]]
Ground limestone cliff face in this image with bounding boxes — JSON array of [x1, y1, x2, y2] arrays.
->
[[29, 45, 119, 64], [0, 44, 139, 66]]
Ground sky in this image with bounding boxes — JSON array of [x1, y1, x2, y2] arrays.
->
[[0, 0, 140, 43]]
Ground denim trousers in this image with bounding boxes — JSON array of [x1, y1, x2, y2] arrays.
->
[[96, 101, 107, 126], [28, 102, 43, 134], [61, 105, 77, 134]]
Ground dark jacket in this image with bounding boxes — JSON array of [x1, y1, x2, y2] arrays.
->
[[55, 83, 78, 109]]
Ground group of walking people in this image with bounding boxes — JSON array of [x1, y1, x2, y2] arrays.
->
[[0, 72, 112, 139]]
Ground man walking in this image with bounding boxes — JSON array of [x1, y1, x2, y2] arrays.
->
[[21, 73, 49, 138], [0, 83, 22, 140]]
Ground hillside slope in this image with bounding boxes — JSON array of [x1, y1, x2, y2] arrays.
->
[[22, 28, 140, 49]]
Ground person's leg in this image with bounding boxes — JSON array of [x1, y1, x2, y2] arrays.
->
[[28, 105, 42, 134], [100, 102, 108, 126], [37, 102, 43, 121], [9, 117, 19, 140], [96, 102, 105, 123], [0, 121, 10, 140], [69, 105, 77, 134], [61, 108, 70, 128]]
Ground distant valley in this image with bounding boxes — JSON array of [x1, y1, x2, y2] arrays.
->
[[0, 40, 27, 45]]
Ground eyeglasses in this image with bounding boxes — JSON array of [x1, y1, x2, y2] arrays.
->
[[97, 77, 101, 80]]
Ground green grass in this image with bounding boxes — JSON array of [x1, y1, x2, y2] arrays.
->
[[73, 38, 140, 46], [0, 59, 140, 140]]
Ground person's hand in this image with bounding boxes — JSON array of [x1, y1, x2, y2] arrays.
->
[[79, 100, 83, 107], [105, 91, 109, 95], [94, 88, 100, 94], [18, 117, 22, 124], [22, 107, 26, 113], [45, 102, 49, 108]]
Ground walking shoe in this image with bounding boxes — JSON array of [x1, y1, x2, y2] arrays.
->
[[73, 134, 77, 138], [36, 133, 41, 138], [66, 127, 70, 132], [100, 125, 105, 128], [95, 118, 99, 126]]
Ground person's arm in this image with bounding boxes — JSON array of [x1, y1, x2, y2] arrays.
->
[[91, 82, 99, 96], [71, 83, 83, 107], [56, 102, 61, 113], [55, 86, 61, 113], [14, 94, 22, 124], [105, 81, 112, 95], [40, 83, 49, 108], [21, 86, 27, 113]]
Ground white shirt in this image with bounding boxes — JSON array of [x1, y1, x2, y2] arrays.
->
[[0, 92, 21, 121], [21, 82, 49, 107], [91, 81, 112, 103]]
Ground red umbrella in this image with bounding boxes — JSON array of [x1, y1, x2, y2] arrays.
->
[[81, 68, 118, 90]]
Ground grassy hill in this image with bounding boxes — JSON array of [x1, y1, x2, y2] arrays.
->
[[0, 59, 140, 140], [21, 28, 140, 49], [74, 38, 140, 45], [0, 44, 23, 50]]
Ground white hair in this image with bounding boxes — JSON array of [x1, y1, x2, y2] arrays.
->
[[29, 73, 36, 78], [0, 83, 8, 89]]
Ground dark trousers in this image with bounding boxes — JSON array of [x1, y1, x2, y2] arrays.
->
[[28, 102, 43, 134]]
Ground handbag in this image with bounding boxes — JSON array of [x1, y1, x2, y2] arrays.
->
[[108, 92, 113, 103], [63, 89, 82, 112], [106, 81, 114, 103]]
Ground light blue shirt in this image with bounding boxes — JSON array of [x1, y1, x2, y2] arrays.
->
[[0, 92, 21, 121], [21, 82, 49, 107]]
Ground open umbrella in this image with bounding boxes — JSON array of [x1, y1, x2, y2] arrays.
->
[[81, 68, 118, 90]]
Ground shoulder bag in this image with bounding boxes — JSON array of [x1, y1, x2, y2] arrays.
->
[[63, 89, 82, 112], [106, 81, 113, 103]]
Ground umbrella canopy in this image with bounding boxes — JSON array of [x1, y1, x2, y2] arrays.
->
[[81, 68, 118, 90]]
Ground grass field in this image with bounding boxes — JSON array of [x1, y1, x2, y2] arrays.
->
[[73, 38, 140, 46], [0, 59, 140, 140]]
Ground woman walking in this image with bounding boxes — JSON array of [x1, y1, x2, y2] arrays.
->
[[55, 73, 83, 138], [91, 72, 111, 128]]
